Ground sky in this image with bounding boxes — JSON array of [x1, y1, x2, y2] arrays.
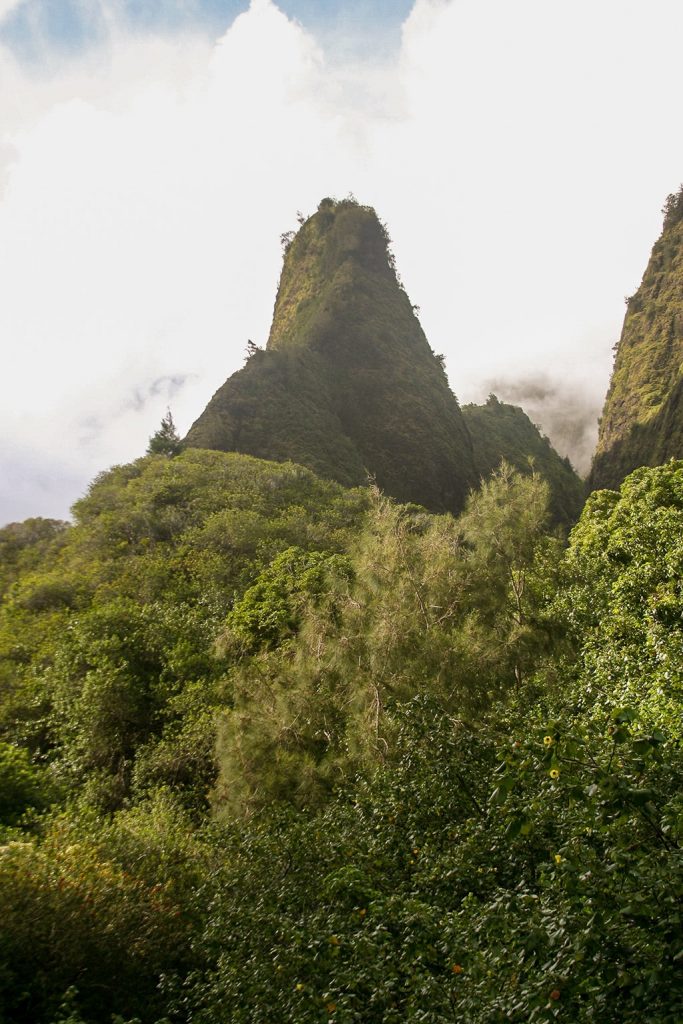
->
[[2, 0, 683, 524]]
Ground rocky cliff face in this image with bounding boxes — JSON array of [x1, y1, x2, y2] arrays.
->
[[185, 199, 479, 513], [591, 189, 683, 490]]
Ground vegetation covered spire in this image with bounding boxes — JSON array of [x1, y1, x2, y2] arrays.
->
[[591, 185, 683, 489], [185, 198, 479, 513]]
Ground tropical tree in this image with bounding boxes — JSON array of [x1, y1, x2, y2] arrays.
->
[[146, 409, 182, 457]]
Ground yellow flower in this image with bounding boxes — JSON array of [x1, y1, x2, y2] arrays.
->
[[543, 735, 554, 747], [554, 854, 562, 864], [295, 983, 305, 991], [549, 768, 560, 779]]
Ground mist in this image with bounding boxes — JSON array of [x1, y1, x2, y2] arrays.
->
[[484, 373, 603, 477]]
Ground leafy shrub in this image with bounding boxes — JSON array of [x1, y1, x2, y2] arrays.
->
[[0, 741, 55, 826]]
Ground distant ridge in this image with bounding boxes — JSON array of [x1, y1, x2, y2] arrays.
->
[[463, 396, 585, 526]]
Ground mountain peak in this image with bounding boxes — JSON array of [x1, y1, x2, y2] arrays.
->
[[267, 199, 400, 353], [185, 197, 479, 512]]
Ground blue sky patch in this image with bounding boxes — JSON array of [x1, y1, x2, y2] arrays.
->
[[0, 0, 415, 64]]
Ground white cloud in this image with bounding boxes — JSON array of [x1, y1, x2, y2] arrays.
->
[[2, 0, 683, 521], [0, 0, 23, 23]]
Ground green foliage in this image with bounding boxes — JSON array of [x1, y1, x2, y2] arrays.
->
[[184, 695, 682, 1024], [200, 462, 682, 1020], [0, 795, 203, 1024], [221, 546, 353, 655], [214, 468, 557, 816], [559, 459, 683, 730], [0, 741, 55, 826], [662, 183, 683, 230], [146, 409, 182, 457], [464, 703, 682, 1023], [46, 598, 216, 803], [188, 699, 498, 1024], [0, 450, 367, 810], [455, 463, 570, 703], [0, 518, 70, 600], [2, 449, 683, 1024]]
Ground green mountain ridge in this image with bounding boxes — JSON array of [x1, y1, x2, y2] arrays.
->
[[591, 187, 683, 489]]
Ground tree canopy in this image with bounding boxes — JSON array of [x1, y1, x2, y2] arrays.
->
[[0, 454, 680, 1023]]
